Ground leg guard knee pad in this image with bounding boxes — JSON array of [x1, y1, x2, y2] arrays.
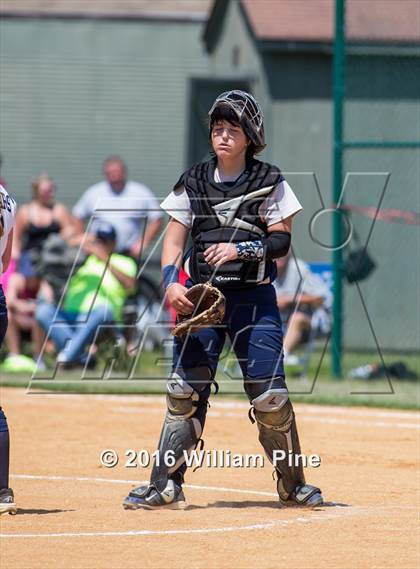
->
[[165, 374, 200, 419], [252, 389, 306, 501], [150, 374, 205, 492]]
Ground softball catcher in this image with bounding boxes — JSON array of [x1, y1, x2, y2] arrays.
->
[[123, 90, 323, 510], [0, 183, 17, 515]]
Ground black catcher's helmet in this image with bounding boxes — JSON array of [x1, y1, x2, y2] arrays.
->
[[208, 90, 266, 153]]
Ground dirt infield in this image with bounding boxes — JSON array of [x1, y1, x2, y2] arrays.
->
[[0, 387, 419, 569]]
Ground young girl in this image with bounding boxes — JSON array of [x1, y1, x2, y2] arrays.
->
[[123, 90, 323, 510], [0, 183, 17, 515]]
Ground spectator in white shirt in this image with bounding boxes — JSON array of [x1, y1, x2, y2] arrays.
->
[[73, 156, 163, 259], [273, 252, 332, 365]]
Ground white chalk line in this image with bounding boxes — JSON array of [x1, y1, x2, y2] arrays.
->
[[10, 474, 420, 504], [11, 392, 419, 429], [297, 405, 420, 420], [2, 505, 414, 540], [301, 416, 419, 430], [112, 406, 419, 430], [3, 474, 416, 540], [10, 474, 278, 497], [0, 507, 377, 539], [17, 392, 420, 421], [211, 400, 420, 420]]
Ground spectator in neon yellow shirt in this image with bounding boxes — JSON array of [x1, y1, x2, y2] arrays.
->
[[36, 222, 137, 366]]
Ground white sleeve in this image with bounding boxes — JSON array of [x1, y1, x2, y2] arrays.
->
[[137, 185, 163, 221], [72, 187, 95, 220], [0, 187, 17, 274], [260, 180, 303, 226], [160, 186, 193, 228]]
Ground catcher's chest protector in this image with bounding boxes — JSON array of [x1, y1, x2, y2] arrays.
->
[[179, 158, 284, 289]]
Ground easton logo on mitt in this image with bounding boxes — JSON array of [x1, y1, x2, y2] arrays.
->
[[171, 282, 226, 338]]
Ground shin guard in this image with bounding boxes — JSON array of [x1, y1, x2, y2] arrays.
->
[[252, 389, 306, 501], [150, 375, 205, 492]]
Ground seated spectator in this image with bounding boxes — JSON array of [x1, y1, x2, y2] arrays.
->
[[0, 256, 49, 373], [13, 174, 82, 272], [273, 253, 332, 366], [36, 222, 137, 367]]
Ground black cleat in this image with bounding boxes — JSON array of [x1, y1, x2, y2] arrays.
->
[[123, 480, 186, 510], [278, 484, 323, 508], [0, 488, 17, 515]]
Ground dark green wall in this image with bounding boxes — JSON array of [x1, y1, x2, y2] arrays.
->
[[0, 17, 209, 205], [205, 1, 420, 351], [1, 9, 418, 351]]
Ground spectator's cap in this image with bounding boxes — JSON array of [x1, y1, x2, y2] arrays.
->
[[95, 221, 117, 242]]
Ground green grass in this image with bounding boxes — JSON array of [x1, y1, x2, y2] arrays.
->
[[1, 348, 419, 410]]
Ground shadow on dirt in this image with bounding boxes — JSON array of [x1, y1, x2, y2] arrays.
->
[[14, 508, 75, 515], [185, 500, 350, 510]]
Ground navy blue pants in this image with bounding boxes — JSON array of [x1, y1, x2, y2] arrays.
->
[[169, 283, 286, 486], [173, 283, 286, 403], [0, 285, 10, 490]]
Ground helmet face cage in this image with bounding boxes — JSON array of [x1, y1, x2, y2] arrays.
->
[[208, 90, 266, 152]]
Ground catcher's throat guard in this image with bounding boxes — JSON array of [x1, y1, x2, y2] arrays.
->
[[171, 282, 226, 338]]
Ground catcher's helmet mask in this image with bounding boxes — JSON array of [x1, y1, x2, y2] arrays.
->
[[208, 90, 266, 154]]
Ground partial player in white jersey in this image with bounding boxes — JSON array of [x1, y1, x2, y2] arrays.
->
[[0, 184, 18, 515], [0, 185, 16, 273]]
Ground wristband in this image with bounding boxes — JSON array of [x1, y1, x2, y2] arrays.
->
[[162, 264, 179, 289], [236, 240, 264, 261]]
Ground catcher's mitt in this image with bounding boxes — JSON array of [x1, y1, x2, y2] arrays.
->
[[171, 282, 226, 338]]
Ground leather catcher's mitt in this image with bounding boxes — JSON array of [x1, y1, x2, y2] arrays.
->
[[172, 282, 226, 338]]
